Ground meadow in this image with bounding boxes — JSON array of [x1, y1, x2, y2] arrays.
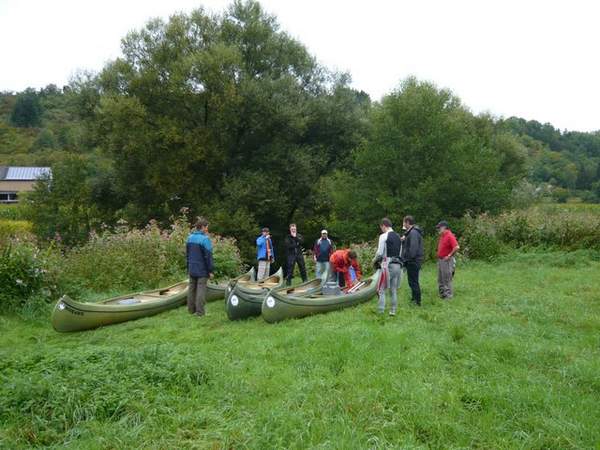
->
[[1, 250, 599, 449]]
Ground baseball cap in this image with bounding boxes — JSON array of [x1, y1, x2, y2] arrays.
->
[[321, 229, 328, 234], [436, 221, 449, 228]]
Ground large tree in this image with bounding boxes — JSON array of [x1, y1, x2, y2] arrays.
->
[[91, 0, 367, 256], [323, 78, 527, 242]]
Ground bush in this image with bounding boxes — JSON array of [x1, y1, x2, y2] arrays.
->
[[57, 214, 244, 296], [0, 220, 33, 240], [0, 239, 58, 312], [0, 204, 27, 220], [457, 205, 600, 260]]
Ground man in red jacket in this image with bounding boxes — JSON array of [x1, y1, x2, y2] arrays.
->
[[436, 221, 460, 299], [329, 249, 362, 288]]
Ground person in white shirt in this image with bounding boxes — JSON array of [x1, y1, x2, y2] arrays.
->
[[374, 218, 403, 316]]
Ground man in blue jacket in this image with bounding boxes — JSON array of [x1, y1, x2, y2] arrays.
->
[[186, 217, 214, 317], [256, 227, 275, 280]]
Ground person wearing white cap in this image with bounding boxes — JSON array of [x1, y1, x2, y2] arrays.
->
[[313, 229, 334, 281]]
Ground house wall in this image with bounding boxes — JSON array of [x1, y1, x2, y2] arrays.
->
[[0, 180, 37, 192]]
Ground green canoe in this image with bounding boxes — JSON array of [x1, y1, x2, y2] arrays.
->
[[52, 269, 253, 332], [226, 267, 284, 320], [262, 270, 381, 323]]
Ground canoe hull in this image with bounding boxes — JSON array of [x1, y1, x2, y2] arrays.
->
[[51, 289, 188, 332], [262, 271, 381, 323], [52, 269, 253, 332], [226, 268, 283, 320]]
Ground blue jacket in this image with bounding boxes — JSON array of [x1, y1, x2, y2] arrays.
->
[[186, 231, 214, 278], [256, 235, 275, 261]]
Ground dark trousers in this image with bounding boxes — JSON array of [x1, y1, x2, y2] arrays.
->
[[286, 254, 307, 284], [187, 276, 207, 315], [405, 262, 421, 305], [327, 264, 346, 287]]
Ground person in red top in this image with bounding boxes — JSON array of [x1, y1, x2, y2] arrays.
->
[[329, 249, 362, 288], [436, 221, 460, 299]]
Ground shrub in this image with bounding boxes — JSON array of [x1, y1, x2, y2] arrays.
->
[[0, 239, 58, 312], [458, 214, 506, 260], [457, 205, 600, 259], [0, 204, 27, 220], [57, 214, 244, 296], [0, 220, 33, 240]]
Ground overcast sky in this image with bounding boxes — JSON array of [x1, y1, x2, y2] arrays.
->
[[1, 0, 598, 131]]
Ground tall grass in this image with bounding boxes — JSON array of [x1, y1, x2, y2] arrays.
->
[[0, 215, 243, 313], [0, 251, 598, 448], [458, 204, 600, 260]]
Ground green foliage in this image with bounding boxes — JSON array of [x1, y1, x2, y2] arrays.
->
[[9, 88, 42, 128], [89, 0, 367, 248], [0, 214, 243, 313], [23, 153, 117, 245], [325, 78, 526, 242], [1, 252, 599, 448], [0, 240, 58, 312], [56, 215, 243, 296], [0, 205, 27, 221], [458, 214, 507, 260], [457, 204, 600, 260], [0, 220, 33, 240], [502, 117, 600, 202], [3, 0, 600, 262]]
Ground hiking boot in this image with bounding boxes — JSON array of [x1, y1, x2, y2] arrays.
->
[[389, 310, 396, 317]]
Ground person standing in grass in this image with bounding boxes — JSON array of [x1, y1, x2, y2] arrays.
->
[[256, 227, 275, 280], [375, 218, 403, 316], [401, 215, 424, 306], [313, 229, 334, 282], [186, 217, 214, 317], [329, 249, 362, 288], [436, 220, 460, 299], [284, 223, 307, 286]]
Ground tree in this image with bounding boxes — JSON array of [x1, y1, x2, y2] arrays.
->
[[324, 78, 526, 240], [24, 153, 118, 245], [90, 0, 367, 258], [10, 88, 42, 128]]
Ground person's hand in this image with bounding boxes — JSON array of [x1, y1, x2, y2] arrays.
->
[[209, 273, 214, 279], [443, 256, 450, 261], [400, 236, 406, 241]]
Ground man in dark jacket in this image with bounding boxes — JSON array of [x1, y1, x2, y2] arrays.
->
[[284, 223, 307, 286], [186, 217, 214, 317], [401, 215, 424, 306]]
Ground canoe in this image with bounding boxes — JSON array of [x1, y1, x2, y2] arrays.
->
[[52, 269, 254, 332], [224, 267, 255, 299], [262, 270, 381, 323], [226, 268, 284, 320], [52, 281, 190, 332]]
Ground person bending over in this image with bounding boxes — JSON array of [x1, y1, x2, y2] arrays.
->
[[329, 249, 362, 288]]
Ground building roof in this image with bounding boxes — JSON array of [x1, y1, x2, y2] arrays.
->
[[0, 166, 51, 181]]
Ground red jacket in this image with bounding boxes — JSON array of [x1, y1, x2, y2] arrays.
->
[[329, 249, 362, 286]]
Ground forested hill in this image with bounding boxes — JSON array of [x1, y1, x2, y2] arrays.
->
[[500, 117, 600, 202], [0, 1, 598, 256]]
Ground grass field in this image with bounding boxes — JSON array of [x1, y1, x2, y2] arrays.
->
[[1, 250, 600, 449]]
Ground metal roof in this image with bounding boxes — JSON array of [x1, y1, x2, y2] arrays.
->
[[2, 166, 51, 181]]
